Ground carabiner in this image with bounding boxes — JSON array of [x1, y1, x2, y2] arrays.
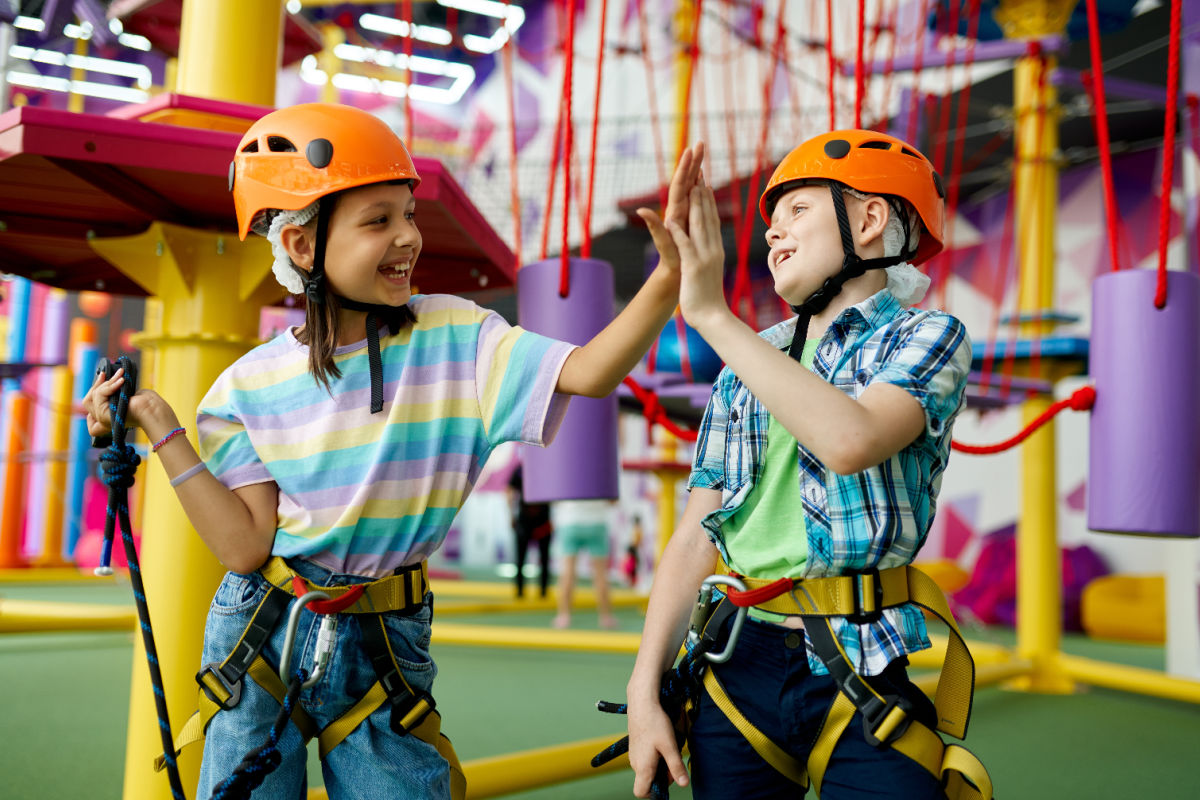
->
[[279, 590, 336, 689], [695, 574, 749, 665]]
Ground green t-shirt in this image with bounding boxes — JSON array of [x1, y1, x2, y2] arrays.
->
[[722, 339, 818, 618]]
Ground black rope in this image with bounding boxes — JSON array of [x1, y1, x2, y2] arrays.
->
[[208, 669, 309, 800], [95, 355, 187, 800]]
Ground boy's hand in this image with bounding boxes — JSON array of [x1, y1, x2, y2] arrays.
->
[[666, 182, 730, 332], [627, 700, 689, 797], [637, 142, 706, 277]]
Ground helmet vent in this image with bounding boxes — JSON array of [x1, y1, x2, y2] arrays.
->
[[240, 140, 259, 153], [901, 147, 920, 158], [267, 136, 298, 153], [859, 140, 891, 151]]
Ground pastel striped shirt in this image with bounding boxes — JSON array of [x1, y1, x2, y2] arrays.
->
[[688, 289, 971, 676], [197, 293, 576, 577]]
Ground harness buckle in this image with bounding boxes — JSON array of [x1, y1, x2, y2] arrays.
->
[[846, 569, 884, 625], [389, 689, 437, 735], [860, 692, 914, 748], [196, 663, 242, 711]]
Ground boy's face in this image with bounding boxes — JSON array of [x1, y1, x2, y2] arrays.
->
[[764, 184, 854, 306], [324, 181, 422, 307]]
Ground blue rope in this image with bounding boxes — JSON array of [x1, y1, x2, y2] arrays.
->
[[209, 669, 308, 800], [96, 355, 186, 800]]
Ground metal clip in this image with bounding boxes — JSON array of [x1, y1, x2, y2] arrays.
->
[[696, 574, 749, 665], [279, 590, 334, 689]]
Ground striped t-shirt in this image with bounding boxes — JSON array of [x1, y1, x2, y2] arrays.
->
[[197, 293, 576, 577]]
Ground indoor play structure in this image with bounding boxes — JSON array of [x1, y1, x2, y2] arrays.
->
[[0, 1, 1197, 799]]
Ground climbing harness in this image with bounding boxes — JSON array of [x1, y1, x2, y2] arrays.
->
[[158, 556, 466, 800], [594, 566, 993, 799], [91, 355, 187, 800]]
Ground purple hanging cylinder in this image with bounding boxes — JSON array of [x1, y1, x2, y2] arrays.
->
[[517, 257, 619, 503], [1088, 270, 1200, 538]]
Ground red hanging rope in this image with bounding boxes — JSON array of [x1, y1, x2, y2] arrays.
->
[[622, 376, 699, 442], [502, 0, 522, 271], [1154, 0, 1182, 309], [1083, 0, 1122, 273], [951, 386, 1094, 455], [401, 0, 414, 145], [874, 0, 900, 128], [825, 0, 837, 129], [636, 0, 671, 212], [906, 0, 931, 144], [976, 136, 1021, 397], [854, 0, 866, 128], [1025, 45, 1051, 381], [581, 0, 610, 259], [539, 95, 565, 261], [559, 0, 578, 298]]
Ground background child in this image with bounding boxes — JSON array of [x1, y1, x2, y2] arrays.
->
[[550, 498, 618, 629], [508, 463, 553, 598], [84, 103, 705, 800], [625, 130, 972, 799]]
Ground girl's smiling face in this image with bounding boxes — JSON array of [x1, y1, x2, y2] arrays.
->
[[323, 180, 422, 309]]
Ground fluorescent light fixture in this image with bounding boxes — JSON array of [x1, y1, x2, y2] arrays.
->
[[117, 33, 151, 51], [437, 0, 524, 54], [9, 45, 152, 88], [13, 16, 45, 33], [6, 69, 149, 103], [359, 13, 453, 46], [287, 0, 302, 13], [301, 45, 475, 104], [64, 22, 94, 40], [108, 20, 124, 35]]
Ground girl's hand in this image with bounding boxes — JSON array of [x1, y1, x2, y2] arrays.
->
[[82, 367, 177, 439], [637, 142, 706, 278], [627, 700, 689, 798], [665, 182, 730, 332]]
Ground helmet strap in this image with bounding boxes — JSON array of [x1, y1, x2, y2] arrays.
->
[[785, 183, 915, 361], [304, 198, 334, 305], [336, 297, 414, 414]]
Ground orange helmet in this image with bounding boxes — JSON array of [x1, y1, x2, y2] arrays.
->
[[230, 103, 420, 240], [759, 130, 945, 265]]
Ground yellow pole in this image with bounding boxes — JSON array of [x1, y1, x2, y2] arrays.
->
[[34, 362, 72, 567], [175, 0, 283, 107], [994, 0, 1074, 693], [68, 35, 87, 113], [673, 0, 697, 163], [99, 3, 284, 796]]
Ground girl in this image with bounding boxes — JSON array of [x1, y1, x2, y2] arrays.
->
[[85, 102, 703, 800]]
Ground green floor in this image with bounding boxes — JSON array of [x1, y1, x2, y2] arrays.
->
[[2, 580, 1198, 799]]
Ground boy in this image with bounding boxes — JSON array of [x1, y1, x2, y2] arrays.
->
[[625, 130, 982, 799]]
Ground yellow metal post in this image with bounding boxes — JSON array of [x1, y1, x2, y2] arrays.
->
[[98, 2, 284, 796], [995, 0, 1075, 693], [176, 0, 284, 107]]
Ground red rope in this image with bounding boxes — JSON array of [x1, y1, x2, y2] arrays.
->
[[401, 0, 414, 145], [559, 0, 578, 298], [930, 0, 959, 176], [539, 95, 565, 261], [502, 0, 522, 271], [1154, 0, 1182, 309], [1083, 0, 1122, 273], [952, 386, 1095, 455], [622, 377, 699, 442], [906, 0, 931, 144], [854, 0, 866, 128], [976, 147, 1020, 396], [875, 0, 900, 128], [581, 0, 610, 260], [825, 0, 836, 128], [636, 0, 671, 211]]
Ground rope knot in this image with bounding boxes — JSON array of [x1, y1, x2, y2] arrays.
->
[[1068, 385, 1097, 411], [100, 445, 141, 490]]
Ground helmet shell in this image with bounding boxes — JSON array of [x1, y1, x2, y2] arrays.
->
[[759, 130, 945, 265], [230, 103, 421, 240]]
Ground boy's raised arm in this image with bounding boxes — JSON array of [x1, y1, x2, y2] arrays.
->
[[555, 144, 705, 397]]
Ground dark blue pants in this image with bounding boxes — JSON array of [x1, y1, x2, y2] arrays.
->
[[687, 616, 945, 800]]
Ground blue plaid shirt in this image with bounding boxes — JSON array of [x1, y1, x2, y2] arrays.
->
[[688, 290, 971, 676]]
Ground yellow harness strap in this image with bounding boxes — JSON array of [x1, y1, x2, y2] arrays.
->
[[700, 564, 991, 799], [259, 556, 430, 615]]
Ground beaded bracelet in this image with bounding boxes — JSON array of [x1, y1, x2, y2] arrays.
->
[[169, 462, 208, 488], [152, 426, 186, 452]]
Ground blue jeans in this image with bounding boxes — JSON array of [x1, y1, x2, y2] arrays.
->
[[196, 560, 451, 800], [687, 616, 945, 800]]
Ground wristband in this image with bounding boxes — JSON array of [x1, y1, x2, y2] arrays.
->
[[152, 427, 186, 452], [169, 462, 208, 488]]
